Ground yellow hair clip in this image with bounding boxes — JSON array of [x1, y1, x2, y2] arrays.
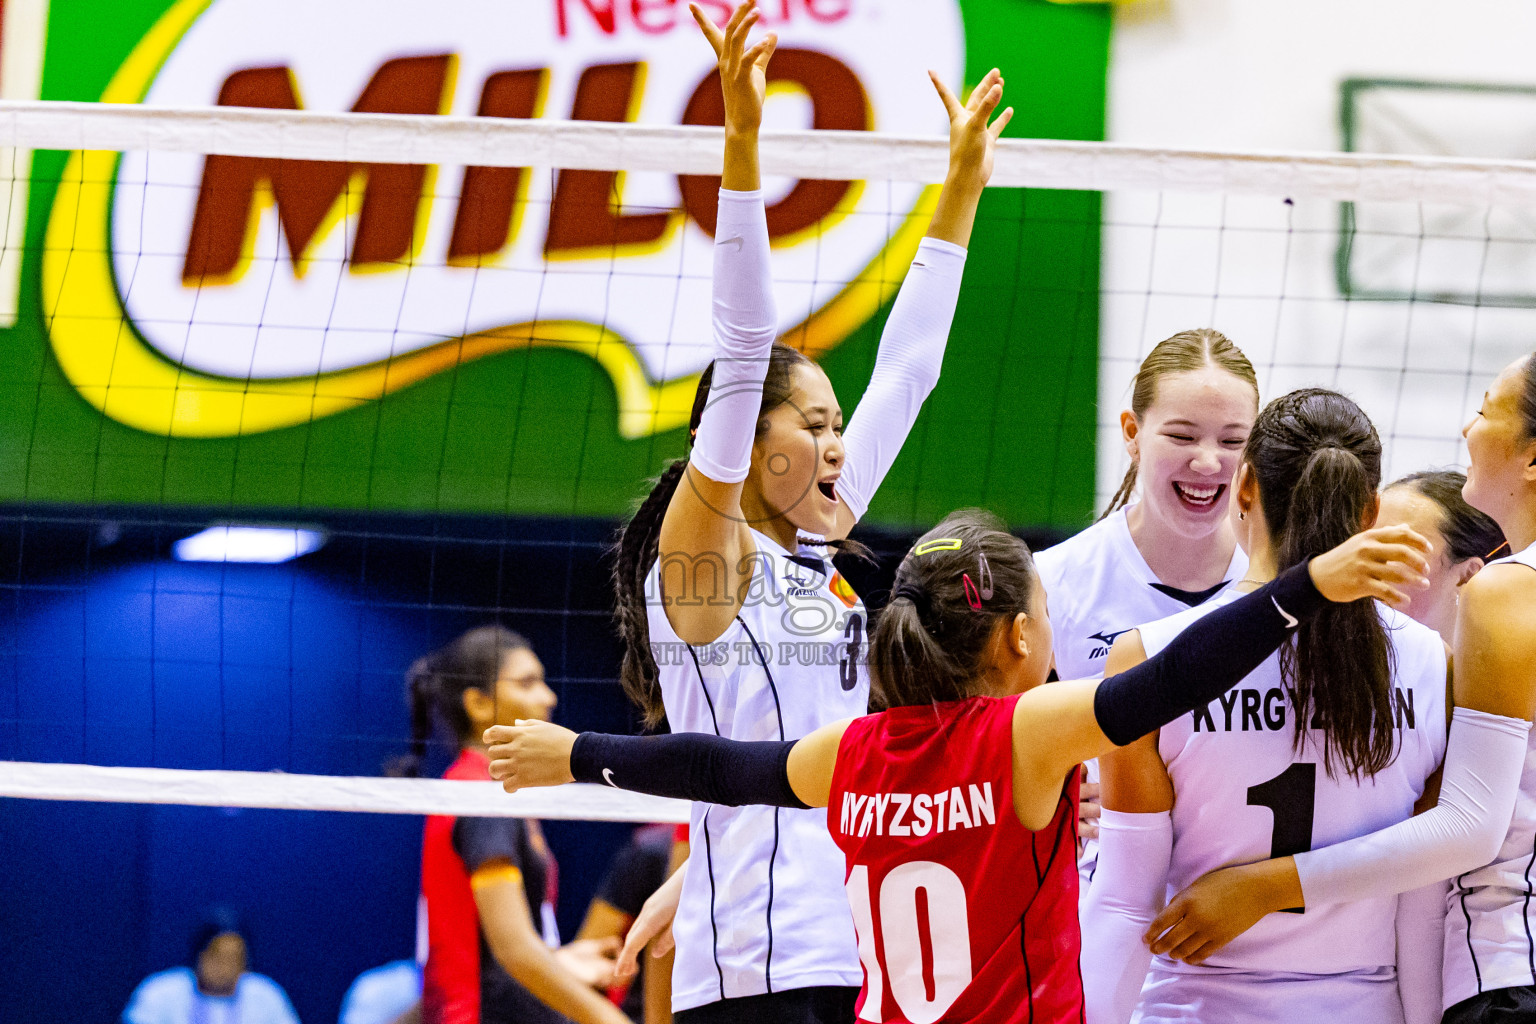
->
[[913, 537, 962, 556]]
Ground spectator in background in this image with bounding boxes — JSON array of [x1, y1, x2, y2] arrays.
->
[[575, 824, 677, 1024], [122, 908, 300, 1024], [395, 625, 630, 1024], [339, 960, 421, 1024]]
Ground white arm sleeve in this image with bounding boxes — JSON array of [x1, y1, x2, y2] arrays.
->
[[1395, 879, 1448, 1024], [836, 237, 967, 520], [1295, 707, 1530, 905], [1080, 809, 1171, 1024], [688, 189, 777, 484]]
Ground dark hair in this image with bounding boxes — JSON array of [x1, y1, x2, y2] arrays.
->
[[1103, 328, 1259, 517], [389, 625, 532, 777], [1520, 354, 1536, 439], [1246, 388, 1392, 779], [869, 509, 1038, 709], [190, 906, 245, 966], [1388, 470, 1507, 564], [613, 344, 814, 727]]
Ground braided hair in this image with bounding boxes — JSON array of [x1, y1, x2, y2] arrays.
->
[[613, 344, 812, 726], [1245, 388, 1393, 779], [388, 624, 532, 777]]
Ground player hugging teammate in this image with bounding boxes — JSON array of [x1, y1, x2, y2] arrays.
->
[[474, 5, 1536, 1024]]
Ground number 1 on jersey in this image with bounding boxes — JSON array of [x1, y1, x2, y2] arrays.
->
[[1246, 762, 1317, 913]]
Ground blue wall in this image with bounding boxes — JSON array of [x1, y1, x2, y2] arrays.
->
[[0, 509, 944, 1024], [0, 512, 641, 1024]]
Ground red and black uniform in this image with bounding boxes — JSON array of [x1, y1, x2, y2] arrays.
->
[[420, 749, 566, 1024], [829, 695, 1083, 1024]]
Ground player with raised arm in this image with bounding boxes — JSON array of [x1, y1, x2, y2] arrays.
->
[[1125, 357, 1536, 1024], [483, 511, 1429, 1024], [604, 3, 1012, 1021], [1033, 329, 1259, 880], [1080, 390, 1456, 1024]]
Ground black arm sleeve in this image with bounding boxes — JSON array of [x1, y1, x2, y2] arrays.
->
[[570, 732, 810, 810], [1093, 559, 1328, 746]]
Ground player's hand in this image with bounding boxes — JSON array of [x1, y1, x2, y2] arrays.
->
[[556, 936, 622, 989], [690, 1, 776, 137], [484, 720, 578, 792], [1145, 858, 1301, 965], [930, 67, 1012, 192], [1078, 772, 1101, 842], [615, 861, 685, 981], [1309, 523, 1433, 609]]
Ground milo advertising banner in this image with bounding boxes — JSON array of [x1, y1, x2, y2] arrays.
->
[[7, 0, 1106, 526]]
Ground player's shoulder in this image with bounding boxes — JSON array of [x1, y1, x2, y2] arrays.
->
[[1378, 602, 1444, 650], [238, 973, 299, 1019], [130, 966, 196, 1000], [1034, 513, 1118, 574], [1463, 557, 1536, 606], [1033, 513, 1120, 613], [1133, 594, 1224, 657]]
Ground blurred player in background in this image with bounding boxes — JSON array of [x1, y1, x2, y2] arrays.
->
[[397, 625, 628, 1024]]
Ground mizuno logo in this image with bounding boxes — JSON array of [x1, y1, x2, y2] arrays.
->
[[1087, 627, 1134, 659], [1272, 597, 1298, 629]]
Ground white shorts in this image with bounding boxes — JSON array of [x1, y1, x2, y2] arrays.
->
[[1137, 964, 1402, 1024]]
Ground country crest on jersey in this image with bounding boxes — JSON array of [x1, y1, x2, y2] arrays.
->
[[829, 571, 859, 609], [40, 0, 964, 439]]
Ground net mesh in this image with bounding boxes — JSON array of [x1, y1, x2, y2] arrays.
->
[[0, 101, 1534, 809]]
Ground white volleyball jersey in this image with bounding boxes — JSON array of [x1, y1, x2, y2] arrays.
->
[[1138, 591, 1447, 979], [649, 529, 867, 1012], [1444, 540, 1536, 1008], [1034, 506, 1247, 887], [1033, 507, 1248, 685]]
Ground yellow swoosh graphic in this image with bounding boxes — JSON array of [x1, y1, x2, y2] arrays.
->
[[41, 0, 933, 439]]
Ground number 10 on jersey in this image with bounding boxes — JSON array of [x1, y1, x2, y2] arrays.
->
[[845, 862, 972, 1024]]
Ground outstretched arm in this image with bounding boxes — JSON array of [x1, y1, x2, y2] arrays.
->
[[660, 1, 779, 644], [485, 717, 852, 810], [1008, 525, 1433, 830], [832, 71, 1012, 533], [1143, 562, 1536, 964]]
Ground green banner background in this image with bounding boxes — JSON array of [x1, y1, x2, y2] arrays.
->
[[3, 0, 1107, 529]]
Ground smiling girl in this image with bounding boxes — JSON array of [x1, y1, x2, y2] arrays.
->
[[1034, 329, 1259, 878], [605, 3, 1013, 1022]]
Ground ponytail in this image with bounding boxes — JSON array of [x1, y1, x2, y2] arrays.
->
[[1102, 328, 1258, 519], [1247, 388, 1394, 779], [611, 344, 813, 728], [385, 626, 530, 774], [613, 458, 689, 727], [386, 655, 438, 777], [869, 510, 1037, 710]]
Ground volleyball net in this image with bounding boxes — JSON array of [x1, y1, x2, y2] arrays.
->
[[0, 100, 1533, 820]]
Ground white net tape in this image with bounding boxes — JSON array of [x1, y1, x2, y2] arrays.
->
[[7, 99, 1535, 820], [2, 98, 1536, 202], [0, 761, 690, 821]]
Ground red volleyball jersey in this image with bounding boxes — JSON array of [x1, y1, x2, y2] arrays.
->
[[829, 695, 1083, 1024]]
